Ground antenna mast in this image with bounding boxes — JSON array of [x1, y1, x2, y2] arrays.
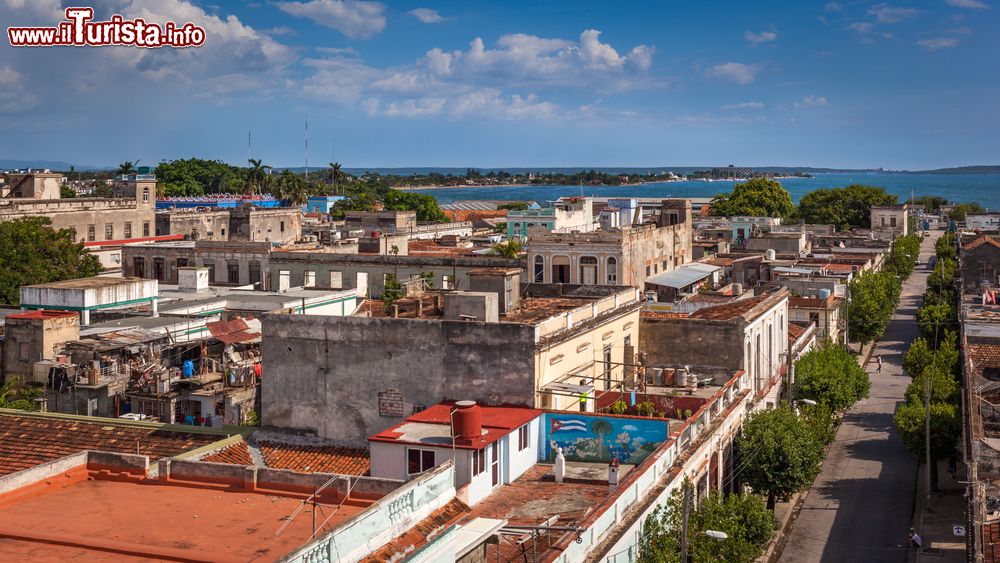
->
[[305, 115, 309, 181]]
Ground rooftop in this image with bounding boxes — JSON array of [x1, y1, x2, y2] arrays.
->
[[687, 295, 770, 320], [21, 276, 150, 290], [0, 412, 226, 477], [644, 263, 720, 289], [466, 463, 610, 525], [6, 310, 78, 321], [201, 439, 372, 475], [370, 402, 541, 450], [963, 235, 1000, 251]]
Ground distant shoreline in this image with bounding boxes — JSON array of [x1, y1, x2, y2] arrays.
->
[[394, 180, 684, 192]]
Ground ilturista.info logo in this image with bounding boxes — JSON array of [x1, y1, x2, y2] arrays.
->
[[7, 7, 206, 48]]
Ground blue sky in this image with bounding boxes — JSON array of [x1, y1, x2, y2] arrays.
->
[[0, 0, 997, 169]]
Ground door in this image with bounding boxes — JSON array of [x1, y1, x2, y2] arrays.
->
[[491, 442, 500, 486]]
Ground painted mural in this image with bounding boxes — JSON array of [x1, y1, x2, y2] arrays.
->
[[542, 413, 668, 465]]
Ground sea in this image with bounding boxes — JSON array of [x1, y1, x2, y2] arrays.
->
[[409, 172, 1000, 210]]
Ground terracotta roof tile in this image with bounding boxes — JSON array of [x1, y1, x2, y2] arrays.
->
[[688, 296, 768, 320], [0, 413, 222, 477], [968, 344, 1000, 379], [201, 441, 254, 465], [787, 322, 807, 344], [963, 235, 1000, 251], [260, 442, 370, 475], [361, 498, 470, 562], [985, 522, 1000, 563]]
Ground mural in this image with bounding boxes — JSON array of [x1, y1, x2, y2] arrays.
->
[[543, 413, 668, 465]]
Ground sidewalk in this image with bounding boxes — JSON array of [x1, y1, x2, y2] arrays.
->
[[911, 459, 967, 562]]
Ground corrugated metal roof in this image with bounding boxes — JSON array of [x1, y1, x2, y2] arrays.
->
[[645, 263, 721, 289]]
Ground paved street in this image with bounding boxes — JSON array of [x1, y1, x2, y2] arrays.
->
[[779, 232, 941, 563]]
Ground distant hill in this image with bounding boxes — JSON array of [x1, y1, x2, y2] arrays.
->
[[0, 159, 103, 172], [905, 165, 1000, 174]]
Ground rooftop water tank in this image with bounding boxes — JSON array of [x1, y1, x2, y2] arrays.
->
[[765, 249, 776, 261], [818, 288, 832, 299], [452, 401, 482, 444]]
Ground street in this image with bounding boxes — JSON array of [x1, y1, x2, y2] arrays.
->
[[779, 231, 941, 563]]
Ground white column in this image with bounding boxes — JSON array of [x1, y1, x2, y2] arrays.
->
[[151, 298, 159, 318], [81, 309, 90, 325]]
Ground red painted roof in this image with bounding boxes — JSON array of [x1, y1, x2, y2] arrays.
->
[[406, 402, 541, 430], [83, 234, 184, 247], [6, 310, 78, 321]]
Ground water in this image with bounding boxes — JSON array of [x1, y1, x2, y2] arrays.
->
[[410, 172, 1000, 209]]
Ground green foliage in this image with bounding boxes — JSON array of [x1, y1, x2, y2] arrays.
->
[[638, 484, 774, 563], [736, 407, 825, 508], [948, 202, 985, 221], [902, 337, 934, 378], [916, 302, 957, 345], [60, 185, 77, 198], [497, 201, 529, 211], [913, 195, 949, 213], [926, 257, 956, 300], [795, 184, 898, 230], [894, 401, 960, 462], [709, 178, 795, 218], [637, 401, 656, 417], [154, 158, 244, 196], [488, 238, 523, 258], [905, 364, 958, 405], [116, 160, 138, 176], [381, 274, 404, 312], [383, 189, 447, 222], [799, 402, 836, 445], [935, 232, 956, 261], [848, 271, 901, 344], [883, 235, 921, 279], [0, 217, 103, 305], [794, 342, 871, 411], [609, 400, 628, 414], [243, 410, 260, 427], [0, 381, 42, 411]]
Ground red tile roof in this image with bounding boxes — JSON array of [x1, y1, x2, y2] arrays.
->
[[984, 522, 1000, 563], [688, 295, 768, 320], [260, 442, 371, 476], [360, 498, 470, 562], [788, 322, 808, 345], [968, 344, 1000, 379], [201, 441, 254, 465], [963, 235, 1000, 251], [0, 413, 224, 477], [6, 310, 78, 321]]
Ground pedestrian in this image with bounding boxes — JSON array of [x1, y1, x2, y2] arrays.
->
[[877, 355, 883, 373], [908, 528, 922, 549]]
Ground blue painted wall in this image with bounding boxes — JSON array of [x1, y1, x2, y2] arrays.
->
[[542, 413, 668, 465]]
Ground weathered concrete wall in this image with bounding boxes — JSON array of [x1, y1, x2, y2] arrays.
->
[[157, 210, 229, 240], [639, 317, 743, 374], [962, 243, 1000, 289], [230, 206, 302, 244], [261, 314, 537, 444], [0, 197, 154, 245]]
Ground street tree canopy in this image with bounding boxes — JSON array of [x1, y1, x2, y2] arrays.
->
[[0, 217, 103, 305], [795, 184, 897, 230], [894, 400, 960, 463], [848, 271, 901, 344], [638, 486, 774, 563], [736, 406, 825, 509], [709, 178, 795, 218], [794, 342, 871, 412]]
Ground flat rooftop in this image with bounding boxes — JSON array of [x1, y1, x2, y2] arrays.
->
[[467, 463, 613, 525], [0, 479, 362, 562], [22, 276, 149, 290]]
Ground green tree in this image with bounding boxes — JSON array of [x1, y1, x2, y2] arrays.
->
[[154, 158, 244, 197], [913, 195, 949, 214], [0, 381, 42, 411], [383, 189, 447, 222], [0, 217, 103, 305], [883, 235, 921, 279], [894, 401, 960, 488], [794, 342, 871, 411], [59, 185, 77, 198], [795, 185, 898, 230], [709, 178, 795, 218], [904, 365, 958, 405], [115, 160, 138, 176], [848, 271, 901, 344], [916, 302, 957, 347], [639, 484, 774, 563], [902, 337, 935, 378], [246, 158, 272, 195], [935, 232, 956, 261], [948, 202, 985, 221], [737, 407, 825, 508], [488, 239, 523, 258]]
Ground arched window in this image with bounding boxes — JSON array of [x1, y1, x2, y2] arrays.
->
[[607, 257, 618, 284], [533, 255, 544, 282], [142, 187, 150, 203], [579, 256, 598, 285]]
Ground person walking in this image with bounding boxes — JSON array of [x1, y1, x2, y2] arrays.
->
[[877, 355, 883, 374]]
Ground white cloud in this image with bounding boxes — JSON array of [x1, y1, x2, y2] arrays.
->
[[278, 0, 386, 39], [794, 95, 829, 109], [704, 62, 760, 85], [847, 22, 875, 33], [945, 0, 989, 8], [0, 65, 38, 113], [917, 37, 960, 50], [628, 45, 655, 71], [745, 30, 778, 46], [825, 1, 843, 11], [867, 4, 922, 23], [408, 7, 447, 23], [723, 101, 765, 110]]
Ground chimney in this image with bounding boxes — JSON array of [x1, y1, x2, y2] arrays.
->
[[554, 447, 566, 483], [390, 304, 399, 318], [608, 457, 620, 492], [451, 400, 482, 445]]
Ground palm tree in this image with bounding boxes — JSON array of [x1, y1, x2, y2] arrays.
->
[[116, 160, 138, 176], [247, 158, 272, 195], [591, 419, 613, 460], [488, 239, 523, 258], [329, 162, 344, 192]]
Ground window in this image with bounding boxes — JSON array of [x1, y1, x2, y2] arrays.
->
[[18, 342, 30, 361], [890, 216, 897, 227], [329, 271, 343, 289], [124, 222, 132, 239], [604, 344, 613, 389], [407, 448, 435, 475], [133, 257, 145, 278], [533, 255, 544, 283], [142, 221, 150, 237], [607, 257, 618, 284], [142, 187, 150, 203], [645, 265, 651, 276], [226, 262, 240, 284], [491, 442, 500, 486], [221, 227, 226, 237], [206, 263, 216, 283], [441, 274, 454, 290], [579, 256, 598, 285], [87, 224, 96, 242], [473, 448, 486, 476], [303, 270, 316, 288], [279, 270, 291, 291], [280, 221, 285, 232], [176, 258, 189, 268], [111, 253, 120, 264], [518, 424, 530, 451], [249, 261, 262, 287], [105, 223, 113, 240], [153, 258, 165, 281]]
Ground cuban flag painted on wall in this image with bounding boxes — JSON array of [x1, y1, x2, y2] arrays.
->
[[550, 418, 588, 433]]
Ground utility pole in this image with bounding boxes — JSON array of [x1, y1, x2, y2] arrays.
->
[[844, 282, 851, 352], [925, 374, 932, 499], [680, 484, 692, 563], [787, 328, 795, 404]]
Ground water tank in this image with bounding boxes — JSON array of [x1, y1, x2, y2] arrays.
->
[[647, 367, 663, 386], [818, 289, 831, 299], [732, 283, 744, 295], [182, 360, 194, 378], [765, 249, 776, 261], [686, 373, 699, 388], [452, 401, 482, 443], [674, 367, 688, 386]]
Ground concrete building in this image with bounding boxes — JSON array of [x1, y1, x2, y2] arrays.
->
[[261, 280, 642, 444], [124, 239, 278, 288], [747, 231, 810, 255], [1, 310, 79, 383], [20, 277, 159, 325], [870, 204, 910, 238], [731, 216, 781, 245], [305, 195, 346, 214], [643, 262, 722, 302], [640, 287, 790, 400], [966, 213, 1000, 232], [788, 293, 843, 342], [0, 172, 155, 244], [507, 196, 596, 239], [155, 203, 302, 244], [961, 236, 1000, 290], [526, 199, 692, 287]]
